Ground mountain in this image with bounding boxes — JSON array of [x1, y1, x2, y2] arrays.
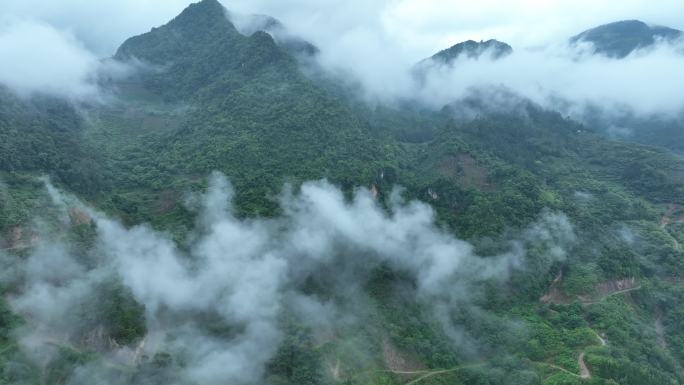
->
[[571, 20, 682, 58], [413, 39, 512, 79], [4, 2, 684, 385], [228, 13, 319, 57], [114, 0, 288, 99], [0, 87, 103, 195], [425, 39, 513, 66], [103, 0, 382, 220]]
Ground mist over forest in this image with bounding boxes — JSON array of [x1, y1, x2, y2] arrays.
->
[[1, 1, 684, 384]]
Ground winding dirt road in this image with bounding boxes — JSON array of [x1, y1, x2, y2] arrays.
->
[[377, 363, 485, 385], [578, 353, 591, 379], [581, 285, 642, 305]]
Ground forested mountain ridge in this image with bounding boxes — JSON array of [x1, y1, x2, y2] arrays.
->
[[2, 2, 684, 385], [567, 20, 684, 154], [571, 19, 682, 58], [91, 0, 384, 221], [427, 39, 513, 64]]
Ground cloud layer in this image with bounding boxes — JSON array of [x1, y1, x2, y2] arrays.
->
[[228, 0, 684, 115], [417, 41, 684, 116], [1, 174, 574, 384], [0, 0, 190, 56], [0, 0, 682, 114], [0, 18, 99, 98]]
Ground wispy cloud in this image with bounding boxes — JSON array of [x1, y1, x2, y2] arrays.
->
[[1, 174, 574, 384]]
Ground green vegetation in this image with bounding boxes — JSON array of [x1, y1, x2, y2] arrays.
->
[[570, 19, 682, 59], [2, 1, 684, 384]]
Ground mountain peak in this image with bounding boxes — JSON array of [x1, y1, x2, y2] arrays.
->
[[571, 20, 682, 58], [114, 0, 238, 63], [228, 12, 319, 57], [429, 39, 513, 65], [167, 0, 230, 30]]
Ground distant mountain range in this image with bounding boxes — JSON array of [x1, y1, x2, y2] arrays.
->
[[426, 39, 513, 65], [571, 19, 682, 58], [417, 19, 681, 67], [3, 2, 684, 385]]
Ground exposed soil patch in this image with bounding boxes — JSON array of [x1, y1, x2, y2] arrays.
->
[[155, 190, 180, 214], [542, 275, 641, 305], [661, 204, 684, 227], [655, 315, 667, 349], [69, 208, 93, 226], [541, 271, 574, 304], [1, 226, 39, 251], [437, 153, 493, 190], [328, 359, 342, 381], [593, 277, 639, 298], [382, 339, 426, 373]]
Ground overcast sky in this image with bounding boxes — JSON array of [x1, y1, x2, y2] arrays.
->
[[229, 0, 684, 60], [2, 0, 683, 57], [1, 0, 683, 112]]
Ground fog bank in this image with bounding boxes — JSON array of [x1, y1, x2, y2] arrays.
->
[[0, 174, 575, 384]]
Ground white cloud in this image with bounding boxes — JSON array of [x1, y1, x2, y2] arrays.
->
[[0, 1, 191, 97], [417, 41, 684, 115], [227, 0, 684, 114], [231, 0, 684, 56], [2, 174, 574, 384], [3, 0, 683, 60], [0, 0, 191, 56], [0, 18, 99, 98], [1, 0, 682, 109]]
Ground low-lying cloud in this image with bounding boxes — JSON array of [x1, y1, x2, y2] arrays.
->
[[230, 0, 684, 117], [1, 174, 574, 384], [0, 18, 100, 99], [0, 0, 190, 56], [1, 0, 682, 116], [418, 41, 684, 116]]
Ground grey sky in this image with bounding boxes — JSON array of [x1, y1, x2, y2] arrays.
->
[[2, 0, 682, 57], [228, 0, 684, 60], [1, 0, 683, 112]]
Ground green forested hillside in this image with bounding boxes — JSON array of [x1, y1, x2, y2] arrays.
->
[[571, 20, 682, 58], [2, 1, 684, 385]]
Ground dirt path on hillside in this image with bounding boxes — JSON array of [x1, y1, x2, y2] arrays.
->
[[403, 368, 464, 385], [541, 362, 582, 378], [0, 246, 24, 252], [655, 315, 668, 349], [541, 271, 573, 304], [589, 329, 607, 346], [384, 363, 485, 385], [581, 285, 642, 306], [539, 328, 606, 380], [368, 363, 485, 385], [663, 229, 682, 251], [540, 355, 591, 380], [578, 353, 591, 379], [543, 276, 641, 306]]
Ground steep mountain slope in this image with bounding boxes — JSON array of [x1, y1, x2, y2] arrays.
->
[[568, 20, 684, 153], [0, 87, 106, 237], [92, 0, 383, 222], [3, 2, 684, 385], [581, 107, 684, 154], [227, 12, 319, 57], [571, 20, 682, 58], [0, 88, 103, 195], [429, 39, 513, 64], [414, 39, 512, 78]]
